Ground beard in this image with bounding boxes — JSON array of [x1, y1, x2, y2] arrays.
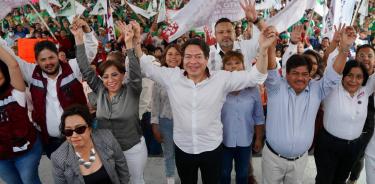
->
[[42, 64, 60, 76], [219, 39, 234, 49]]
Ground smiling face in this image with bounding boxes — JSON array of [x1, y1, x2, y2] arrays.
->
[[183, 45, 208, 79], [223, 56, 244, 72], [342, 67, 364, 95], [356, 47, 375, 74], [64, 115, 92, 149], [286, 66, 311, 94], [165, 47, 182, 68], [102, 65, 124, 95], [36, 49, 60, 77]]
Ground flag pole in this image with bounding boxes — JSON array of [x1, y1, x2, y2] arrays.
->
[[351, 0, 363, 26], [28, 1, 58, 40]]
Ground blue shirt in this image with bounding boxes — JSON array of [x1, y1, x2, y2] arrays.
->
[[221, 87, 265, 147], [265, 66, 341, 157]]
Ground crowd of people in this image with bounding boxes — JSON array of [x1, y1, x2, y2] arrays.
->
[[0, 0, 374, 184]]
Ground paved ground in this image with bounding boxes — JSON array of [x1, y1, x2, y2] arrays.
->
[[0, 155, 367, 184]]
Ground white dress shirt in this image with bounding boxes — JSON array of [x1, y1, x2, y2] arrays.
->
[[0, 32, 98, 137], [323, 74, 375, 140], [208, 39, 259, 71], [140, 54, 267, 154]]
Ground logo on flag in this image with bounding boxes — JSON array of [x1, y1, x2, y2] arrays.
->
[[161, 22, 179, 42]]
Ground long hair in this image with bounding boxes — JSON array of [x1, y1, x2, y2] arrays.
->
[[0, 60, 11, 95], [160, 44, 183, 68]]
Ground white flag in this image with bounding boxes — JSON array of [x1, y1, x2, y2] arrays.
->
[[266, 0, 308, 32], [340, 0, 356, 25], [106, 0, 116, 41], [358, 0, 368, 25], [157, 0, 166, 23], [90, 0, 107, 15], [0, 0, 30, 20], [39, 0, 62, 18], [126, 1, 157, 19]]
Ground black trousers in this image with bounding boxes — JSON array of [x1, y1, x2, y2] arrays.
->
[[314, 129, 362, 184], [175, 144, 223, 184], [43, 136, 65, 159]]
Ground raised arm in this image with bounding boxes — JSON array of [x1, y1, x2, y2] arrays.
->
[[281, 25, 304, 76], [333, 25, 356, 74], [0, 45, 25, 91], [0, 38, 35, 84], [240, 0, 267, 31], [256, 26, 277, 74], [71, 21, 104, 93], [75, 18, 99, 63]]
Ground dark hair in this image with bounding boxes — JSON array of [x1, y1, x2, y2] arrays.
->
[[160, 44, 182, 68], [0, 60, 11, 94], [286, 54, 313, 74], [342, 60, 369, 86], [107, 51, 125, 64], [304, 50, 324, 79], [98, 60, 125, 76], [59, 104, 94, 135], [214, 18, 233, 29], [322, 37, 330, 41], [222, 51, 244, 69], [181, 38, 210, 59], [356, 44, 375, 55], [34, 40, 58, 59]]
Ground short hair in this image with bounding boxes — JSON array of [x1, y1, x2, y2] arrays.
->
[[34, 40, 58, 59], [59, 104, 94, 135], [356, 44, 375, 55], [222, 51, 244, 69], [181, 38, 210, 59], [322, 37, 330, 41], [342, 60, 369, 86], [160, 44, 183, 68], [107, 51, 125, 63], [214, 18, 233, 29], [98, 60, 125, 76], [286, 54, 313, 74]]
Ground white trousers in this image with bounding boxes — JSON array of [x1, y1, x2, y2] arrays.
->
[[262, 144, 308, 184], [365, 154, 375, 184], [123, 137, 148, 184]]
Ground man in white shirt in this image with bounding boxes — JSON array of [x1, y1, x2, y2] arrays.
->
[[1, 18, 98, 158], [208, 1, 266, 71], [137, 19, 276, 182]]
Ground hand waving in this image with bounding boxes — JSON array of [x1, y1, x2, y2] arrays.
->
[[290, 25, 304, 44], [116, 21, 134, 48], [240, 0, 257, 23]]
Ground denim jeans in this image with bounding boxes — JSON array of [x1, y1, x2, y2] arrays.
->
[[221, 145, 252, 184], [0, 135, 42, 184], [159, 117, 175, 177]]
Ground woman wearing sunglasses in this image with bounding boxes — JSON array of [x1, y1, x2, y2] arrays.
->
[[51, 105, 129, 184]]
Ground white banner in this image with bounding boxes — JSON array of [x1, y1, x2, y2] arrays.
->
[[163, 0, 245, 42], [0, 0, 30, 20], [126, 1, 157, 19], [266, 0, 308, 32]]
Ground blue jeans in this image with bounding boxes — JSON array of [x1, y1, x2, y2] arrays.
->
[[220, 145, 252, 184], [142, 112, 162, 155], [159, 117, 175, 177], [0, 135, 42, 184]]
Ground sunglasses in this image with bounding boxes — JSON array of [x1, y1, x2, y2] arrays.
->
[[63, 125, 88, 137]]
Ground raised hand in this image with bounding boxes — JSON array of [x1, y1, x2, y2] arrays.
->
[[70, 18, 84, 44], [332, 23, 344, 44], [129, 20, 142, 44], [290, 25, 304, 44], [240, 0, 257, 23], [340, 26, 356, 48], [259, 26, 278, 50], [74, 18, 91, 33], [116, 21, 134, 48]]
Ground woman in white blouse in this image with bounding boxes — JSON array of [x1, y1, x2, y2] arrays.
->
[[314, 60, 375, 183]]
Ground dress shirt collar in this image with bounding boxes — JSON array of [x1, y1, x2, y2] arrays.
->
[[287, 83, 310, 94]]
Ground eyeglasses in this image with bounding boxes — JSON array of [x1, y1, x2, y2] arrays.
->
[[63, 125, 88, 137]]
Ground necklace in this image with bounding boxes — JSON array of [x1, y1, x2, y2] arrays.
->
[[76, 148, 96, 169]]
